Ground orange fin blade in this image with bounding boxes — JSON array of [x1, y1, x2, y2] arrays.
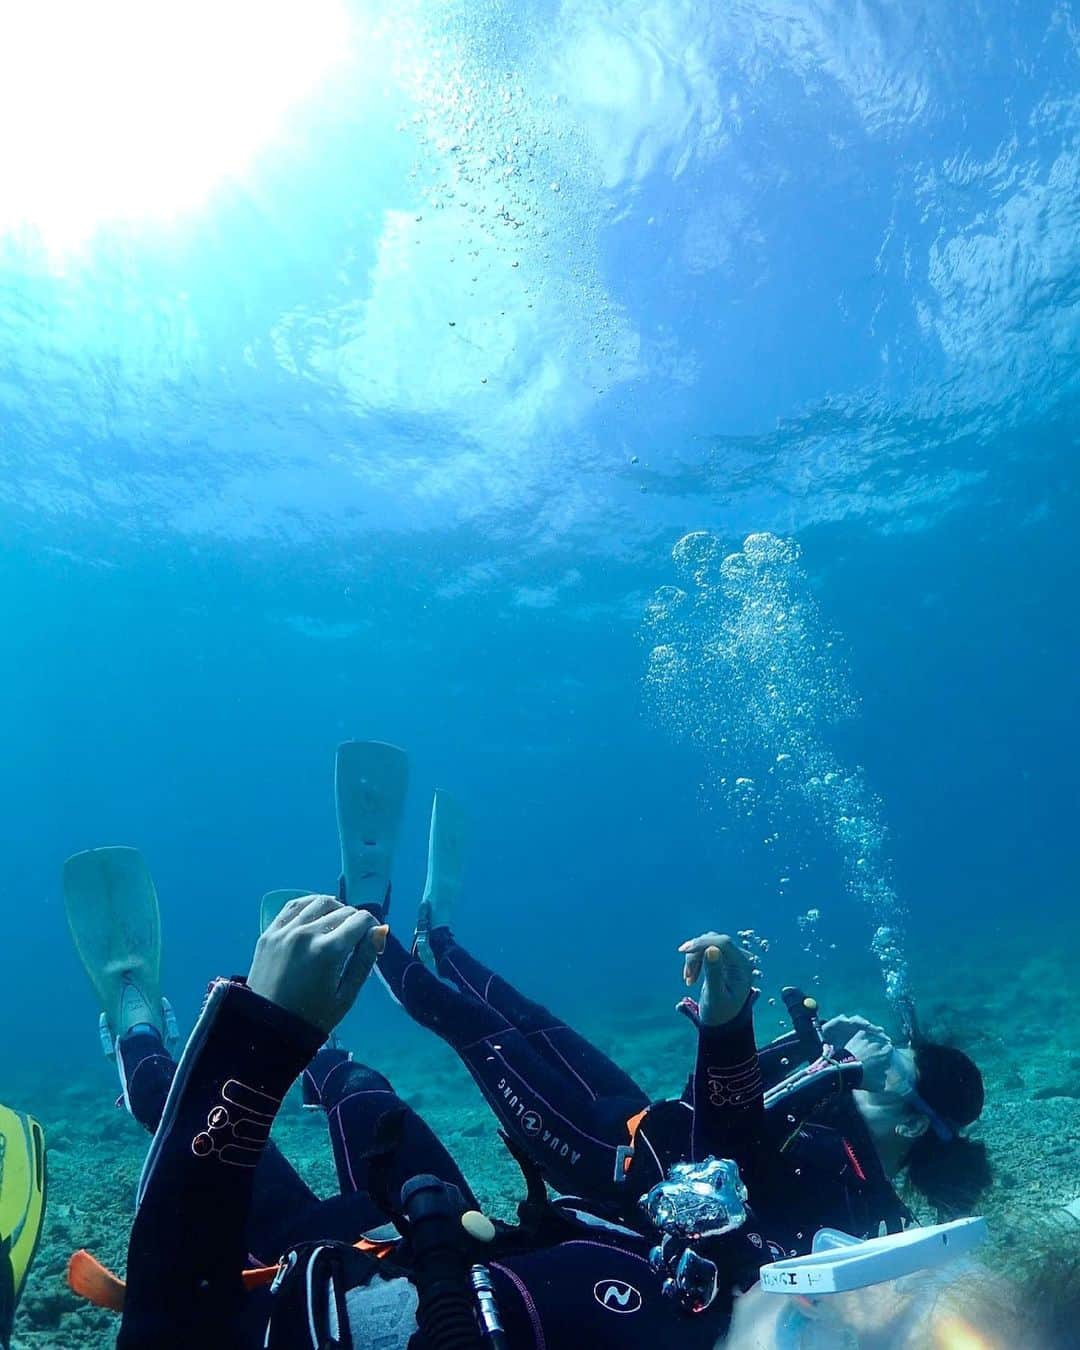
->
[[68, 1249, 126, 1312]]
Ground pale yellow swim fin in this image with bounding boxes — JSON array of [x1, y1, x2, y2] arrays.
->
[[62, 847, 177, 1055]]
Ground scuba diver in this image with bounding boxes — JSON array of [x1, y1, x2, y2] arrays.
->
[[64, 866, 784, 1344], [343, 751, 989, 1241], [62, 740, 990, 1350], [0, 1103, 46, 1350]]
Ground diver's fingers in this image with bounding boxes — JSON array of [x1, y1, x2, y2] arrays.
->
[[293, 895, 346, 929], [679, 932, 728, 980], [683, 951, 704, 986], [314, 906, 378, 956], [678, 931, 729, 954], [266, 893, 327, 933], [703, 936, 735, 978], [314, 903, 366, 936], [683, 934, 750, 988], [704, 936, 755, 990]]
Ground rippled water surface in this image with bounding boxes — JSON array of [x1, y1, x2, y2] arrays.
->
[[1, 0, 1077, 1074]]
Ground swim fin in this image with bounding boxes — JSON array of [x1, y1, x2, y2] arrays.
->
[[259, 889, 315, 936], [414, 790, 466, 967], [63, 847, 177, 1055], [334, 741, 409, 914], [0, 1105, 46, 1350]]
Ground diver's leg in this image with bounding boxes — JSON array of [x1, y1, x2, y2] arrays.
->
[[305, 1047, 478, 1210], [410, 789, 647, 1103], [379, 933, 638, 1197], [428, 927, 649, 1105], [378, 930, 516, 1044], [116, 1025, 177, 1129]]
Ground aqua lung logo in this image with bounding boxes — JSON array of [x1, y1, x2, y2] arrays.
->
[[495, 1078, 582, 1165], [593, 1280, 643, 1314]]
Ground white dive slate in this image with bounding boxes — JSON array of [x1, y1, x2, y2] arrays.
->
[[758, 1217, 988, 1296]]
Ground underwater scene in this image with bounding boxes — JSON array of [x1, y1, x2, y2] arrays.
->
[[1, 1, 1078, 1347]]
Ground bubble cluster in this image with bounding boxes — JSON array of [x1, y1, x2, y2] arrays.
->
[[644, 531, 910, 1008], [736, 927, 772, 980], [796, 907, 829, 973]]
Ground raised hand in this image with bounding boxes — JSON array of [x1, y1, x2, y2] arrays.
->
[[843, 1027, 894, 1093], [678, 931, 755, 1027], [247, 894, 388, 1034], [821, 1013, 885, 1047]]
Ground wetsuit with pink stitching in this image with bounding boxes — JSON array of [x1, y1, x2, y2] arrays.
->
[[377, 927, 910, 1242], [376, 927, 755, 1205], [117, 977, 771, 1350]]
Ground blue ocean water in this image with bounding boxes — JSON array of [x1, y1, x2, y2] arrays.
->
[[0, 0, 1077, 1082]]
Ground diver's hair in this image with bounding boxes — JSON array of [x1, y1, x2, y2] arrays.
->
[[904, 1130, 992, 1217], [912, 1041, 985, 1128], [903, 1040, 991, 1216]]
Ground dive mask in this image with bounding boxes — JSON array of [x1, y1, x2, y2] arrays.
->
[[884, 1048, 955, 1142]]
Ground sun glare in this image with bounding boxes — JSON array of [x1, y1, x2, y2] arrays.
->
[[933, 1316, 996, 1350], [0, 0, 350, 247]]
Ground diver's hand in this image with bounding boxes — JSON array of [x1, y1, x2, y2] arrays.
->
[[678, 932, 755, 1027], [247, 894, 388, 1034], [844, 1027, 893, 1093], [822, 1013, 885, 1047]]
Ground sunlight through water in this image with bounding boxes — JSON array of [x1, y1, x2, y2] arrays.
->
[[0, 0, 351, 247]]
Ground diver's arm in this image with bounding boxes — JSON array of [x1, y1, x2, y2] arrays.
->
[[119, 895, 385, 1350], [683, 992, 765, 1163], [117, 977, 325, 1350], [677, 934, 765, 1165]]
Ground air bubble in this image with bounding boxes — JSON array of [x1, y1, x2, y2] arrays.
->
[[672, 531, 722, 586], [642, 530, 910, 1008]]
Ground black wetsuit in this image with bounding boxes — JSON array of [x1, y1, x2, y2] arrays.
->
[[115, 978, 777, 1350], [383, 928, 908, 1246]]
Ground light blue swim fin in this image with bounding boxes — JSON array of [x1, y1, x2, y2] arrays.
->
[[334, 741, 409, 913]]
